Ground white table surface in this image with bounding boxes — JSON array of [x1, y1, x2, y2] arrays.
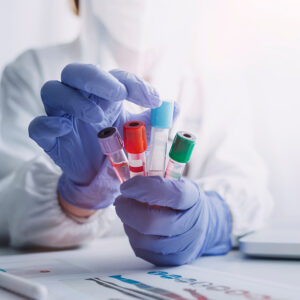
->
[[0, 237, 299, 299]]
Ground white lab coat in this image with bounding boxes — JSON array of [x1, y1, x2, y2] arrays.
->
[[0, 16, 273, 248]]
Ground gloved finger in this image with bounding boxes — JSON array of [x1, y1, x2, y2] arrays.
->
[[41, 80, 104, 123], [110, 69, 161, 108], [61, 63, 127, 101], [114, 195, 200, 236], [123, 224, 202, 257], [120, 176, 200, 210], [91, 96, 123, 127], [28, 116, 72, 151], [133, 247, 197, 267]]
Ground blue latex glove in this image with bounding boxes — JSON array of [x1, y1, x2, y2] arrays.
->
[[114, 176, 232, 266], [29, 63, 161, 210]]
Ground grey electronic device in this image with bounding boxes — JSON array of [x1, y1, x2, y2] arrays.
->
[[239, 225, 300, 258]]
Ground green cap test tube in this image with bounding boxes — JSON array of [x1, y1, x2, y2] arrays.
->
[[165, 131, 196, 180]]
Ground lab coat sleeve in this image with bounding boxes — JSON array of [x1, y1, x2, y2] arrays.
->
[[0, 156, 123, 248], [0, 50, 123, 248], [180, 71, 274, 242]]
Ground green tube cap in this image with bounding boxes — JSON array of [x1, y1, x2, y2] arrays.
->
[[169, 131, 196, 163]]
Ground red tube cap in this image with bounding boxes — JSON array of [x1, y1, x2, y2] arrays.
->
[[123, 120, 147, 154]]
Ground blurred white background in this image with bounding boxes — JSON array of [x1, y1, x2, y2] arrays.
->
[[0, 0, 79, 72], [195, 1, 300, 223], [0, 0, 299, 222]]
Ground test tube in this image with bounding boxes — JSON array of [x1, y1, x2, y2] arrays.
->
[[123, 120, 147, 178], [148, 100, 174, 177], [165, 131, 196, 180], [98, 127, 130, 183]]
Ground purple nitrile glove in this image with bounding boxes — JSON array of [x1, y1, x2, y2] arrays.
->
[[29, 63, 164, 210], [114, 176, 232, 266]]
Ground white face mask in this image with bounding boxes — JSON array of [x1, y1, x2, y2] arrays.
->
[[90, 0, 186, 53]]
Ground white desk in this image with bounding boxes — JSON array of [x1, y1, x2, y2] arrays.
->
[[0, 237, 299, 299]]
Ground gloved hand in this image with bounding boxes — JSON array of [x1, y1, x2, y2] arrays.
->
[[28, 63, 161, 210], [114, 176, 232, 266]]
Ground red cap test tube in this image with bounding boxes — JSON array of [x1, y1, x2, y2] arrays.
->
[[123, 121, 147, 178]]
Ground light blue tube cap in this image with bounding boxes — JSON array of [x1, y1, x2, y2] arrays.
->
[[150, 100, 174, 129]]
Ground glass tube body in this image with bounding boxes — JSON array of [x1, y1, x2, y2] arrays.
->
[[107, 150, 130, 183], [164, 158, 186, 180], [128, 152, 146, 178], [148, 127, 169, 177]]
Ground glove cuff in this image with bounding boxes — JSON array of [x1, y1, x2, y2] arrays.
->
[[58, 162, 121, 210], [201, 191, 232, 256]]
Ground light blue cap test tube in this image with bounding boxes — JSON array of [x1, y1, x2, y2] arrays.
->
[[150, 101, 174, 129], [148, 100, 174, 176]]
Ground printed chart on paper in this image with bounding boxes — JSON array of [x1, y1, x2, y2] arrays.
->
[[1, 258, 300, 300]]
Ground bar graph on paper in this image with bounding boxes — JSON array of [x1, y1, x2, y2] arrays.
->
[[1, 259, 300, 300], [62, 267, 300, 300]]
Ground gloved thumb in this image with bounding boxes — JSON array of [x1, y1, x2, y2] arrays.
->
[[29, 116, 72, 152], [120, 176, 200, 210]]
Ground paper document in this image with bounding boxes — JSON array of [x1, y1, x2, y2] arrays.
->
[[59, 266, 300, 300], [1, 258, 299, 300]]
